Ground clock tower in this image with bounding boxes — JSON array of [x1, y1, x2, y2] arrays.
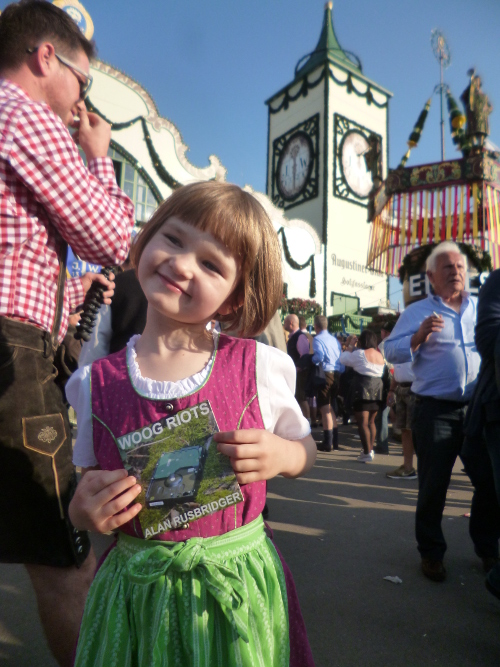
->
[[266, 3, 392, 314]]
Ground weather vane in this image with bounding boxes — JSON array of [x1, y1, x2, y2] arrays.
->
[[431, 29, 451, 161]]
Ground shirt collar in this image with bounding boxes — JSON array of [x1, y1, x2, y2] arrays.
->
[[0, 78, 32, 102], [429, 290, 470, 307]]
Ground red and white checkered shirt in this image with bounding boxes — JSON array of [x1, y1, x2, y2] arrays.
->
[[0, 79, 135, 342]]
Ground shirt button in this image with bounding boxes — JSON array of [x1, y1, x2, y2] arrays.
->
[[181, 523, 189, 530]]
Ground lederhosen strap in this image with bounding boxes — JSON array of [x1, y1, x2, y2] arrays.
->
[[46, 236, 68, 356]]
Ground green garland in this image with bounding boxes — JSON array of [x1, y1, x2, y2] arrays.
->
[[398, 243, 492, 284], [108, 139, 163, 204], [344, 314, 361, 330], [328, 68, 387, 108], [268, 65, 388, 114], [140, 118, 181, 189], [85, 99, 181, 189], [277, 227, 316, 298], [269, 69, 325, 113]]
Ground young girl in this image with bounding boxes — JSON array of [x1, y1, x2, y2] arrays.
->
[[67, 181, 317, 667]]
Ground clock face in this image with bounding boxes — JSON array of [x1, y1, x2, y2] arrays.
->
[[340, 130, 373, 198], [277, 132, 314, 200]]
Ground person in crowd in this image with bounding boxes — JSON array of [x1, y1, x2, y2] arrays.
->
[[462, 268, 500, 599], [312, 315, 344, 451], [0, 2, 135, 665], [374, 321, 394, 454], [298, 316, 319, 425], [384, 241, 482, 583], [284, 313, 311, 420], [264, 310, 287, 352], [340, 330, 385, 462], [66, 182, 316, 667], [299, 315, 314, 350], [337, 334, 354, 425], [385, 361, 417, 479], [79, 267, 148, 366]]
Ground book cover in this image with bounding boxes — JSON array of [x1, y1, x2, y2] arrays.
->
[[114, 400, 243, 538]]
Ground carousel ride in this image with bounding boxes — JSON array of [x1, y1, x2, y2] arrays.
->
[[366, 32, 498, 305]]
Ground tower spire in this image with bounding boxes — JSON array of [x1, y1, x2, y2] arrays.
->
[[295, 3, 361, 79]]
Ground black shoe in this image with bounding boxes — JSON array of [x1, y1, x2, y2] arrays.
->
[[421, 558, 446, 582], [373, 446, 389, 455], [482, 557, 499, 573]]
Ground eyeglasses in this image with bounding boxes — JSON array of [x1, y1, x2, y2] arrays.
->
[[26, 46, 93, 99]]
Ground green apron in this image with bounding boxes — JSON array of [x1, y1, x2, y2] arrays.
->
[[75, 515, 289, 667]]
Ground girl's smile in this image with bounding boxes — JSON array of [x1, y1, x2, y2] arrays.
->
[[156, 272, 188, 295], [137, 216, 240, 327]]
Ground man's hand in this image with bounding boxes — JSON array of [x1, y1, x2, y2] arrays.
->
[[214, 430, 316, 483], [69, 469, 142, 533], [411, 314, 444, 352], [68, 311, 81, 327], [71, 103, 111, 161], [80, 271, 115, 304]]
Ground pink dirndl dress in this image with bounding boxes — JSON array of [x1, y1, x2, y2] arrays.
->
[[87, 334, 314, 666]]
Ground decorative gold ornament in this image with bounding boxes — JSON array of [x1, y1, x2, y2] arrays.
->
[[52, 1, 94, 40]]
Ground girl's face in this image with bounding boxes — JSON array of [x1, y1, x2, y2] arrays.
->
[[138, 216, 241, 327]]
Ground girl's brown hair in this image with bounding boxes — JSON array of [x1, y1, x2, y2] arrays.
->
[[130, 181, 283, 338]]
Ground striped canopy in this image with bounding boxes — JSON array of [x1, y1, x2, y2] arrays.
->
[[367, 155, 500, 275]]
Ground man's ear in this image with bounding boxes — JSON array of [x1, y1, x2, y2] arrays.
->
[[34, 42, 56, 77]]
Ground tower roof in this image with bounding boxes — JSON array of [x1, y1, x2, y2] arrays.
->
[[295, 2, 361, 80]]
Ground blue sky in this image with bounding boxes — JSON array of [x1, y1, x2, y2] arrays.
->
[[61, 0, 500, 187], [3, 0, 499, 307]]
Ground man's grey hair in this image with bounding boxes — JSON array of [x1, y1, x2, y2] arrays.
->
[[426, 242, 468, 273], [314, 315, 328, 331]]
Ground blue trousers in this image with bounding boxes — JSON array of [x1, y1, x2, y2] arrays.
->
[[412, 397, 468, 561]]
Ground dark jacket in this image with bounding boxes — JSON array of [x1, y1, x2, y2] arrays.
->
[[464, 269, 500, 441], [286, 329, 307, 366], [109, 269, 148, 354]]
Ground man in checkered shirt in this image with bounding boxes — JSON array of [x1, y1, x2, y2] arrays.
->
[[0, 2, 135, 664]]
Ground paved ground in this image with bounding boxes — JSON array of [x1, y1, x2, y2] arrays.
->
[[1, 423, 499, 666]]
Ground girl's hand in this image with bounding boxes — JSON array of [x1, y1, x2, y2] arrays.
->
[[214, 430, 316, 484], [69, 469, 142, 533]]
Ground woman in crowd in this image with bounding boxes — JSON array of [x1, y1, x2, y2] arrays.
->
[[339, 330, 385, 462]]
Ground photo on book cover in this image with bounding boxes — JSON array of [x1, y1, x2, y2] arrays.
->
[[115, 400, 243, 538]]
